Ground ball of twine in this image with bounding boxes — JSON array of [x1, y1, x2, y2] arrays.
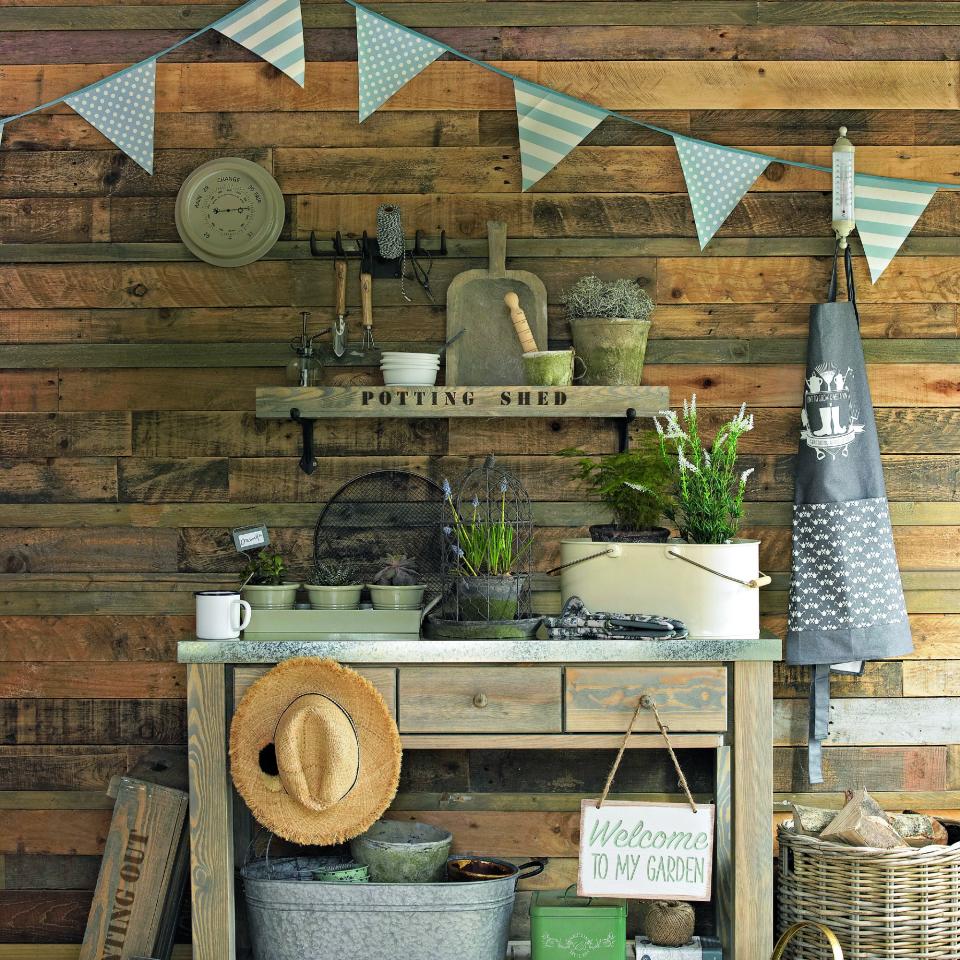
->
[[644, 900, 695, 947]]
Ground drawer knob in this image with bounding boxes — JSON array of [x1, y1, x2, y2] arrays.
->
[[473, 693, 488, 709]]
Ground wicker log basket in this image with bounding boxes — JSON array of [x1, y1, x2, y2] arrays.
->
[[777, 821, 960, 959]]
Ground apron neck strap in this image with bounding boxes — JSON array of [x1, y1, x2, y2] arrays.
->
[[828, 243, 861, 328]]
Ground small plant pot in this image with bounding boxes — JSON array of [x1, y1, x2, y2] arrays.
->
[[304, 584, 363, 610], [588, 524, 671, 544], [241, 582, 300, 611], [522, 349, 578, 387], [570, 316, 651, 385], [457, 574, 526, 622], [367, 584, 426, 610]]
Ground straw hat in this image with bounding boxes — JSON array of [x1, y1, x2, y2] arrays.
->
[[229, 658, 402, 846]]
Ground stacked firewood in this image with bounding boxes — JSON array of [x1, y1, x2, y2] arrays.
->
[[790, 789, 949, 849]]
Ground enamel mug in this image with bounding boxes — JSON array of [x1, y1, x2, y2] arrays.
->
[[195, 590, 252, 640]]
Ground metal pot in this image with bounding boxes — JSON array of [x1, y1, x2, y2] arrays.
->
[[447, 856, 545, 883]]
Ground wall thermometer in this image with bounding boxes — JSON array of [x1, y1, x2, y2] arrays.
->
[[832, 126, 855, 249]]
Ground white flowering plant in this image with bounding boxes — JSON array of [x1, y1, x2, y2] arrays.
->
[[654, 396, 755, 545]]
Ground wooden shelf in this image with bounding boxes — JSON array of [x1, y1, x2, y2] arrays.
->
[[256, 384, 668, 419]]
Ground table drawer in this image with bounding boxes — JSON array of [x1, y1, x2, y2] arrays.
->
[[399, 666, 562, 733], [233, 665, 397, 718], [565, 665, 727, 732]]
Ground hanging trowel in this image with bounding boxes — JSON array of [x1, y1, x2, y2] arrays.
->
[[332, 256, 347, 358]]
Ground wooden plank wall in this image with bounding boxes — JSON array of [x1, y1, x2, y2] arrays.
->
[[2, 0, 960, 948]]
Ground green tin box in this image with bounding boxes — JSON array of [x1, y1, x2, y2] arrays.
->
[[530, 887, 627, 960]]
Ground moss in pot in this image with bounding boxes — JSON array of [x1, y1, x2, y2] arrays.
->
[[240, 549, 300, 610], [564, 435, 673, 543], [560, 275, 655, 386], [305, 558, 363, 610], [367, 554, 425, 610]]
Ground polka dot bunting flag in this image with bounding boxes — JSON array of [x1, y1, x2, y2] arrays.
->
[[674, 136, 770, 249], [65, 60, 156, 174], [355, 6, 445, 121]]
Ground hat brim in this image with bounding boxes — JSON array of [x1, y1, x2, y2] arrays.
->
[[229, 658, 402, 846]]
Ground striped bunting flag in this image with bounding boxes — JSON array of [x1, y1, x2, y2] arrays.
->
[[514, 79, 608, 190], [215, 0, 306, 87], [356, 7, 445, 121], [855, 173, 938, 283]]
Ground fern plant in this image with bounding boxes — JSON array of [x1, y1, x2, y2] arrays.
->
[[564, 434, 673, 531]]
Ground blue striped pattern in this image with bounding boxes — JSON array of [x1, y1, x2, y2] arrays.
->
[[216, 0, 305, 87], [855, 173, 937, 283], [514, 80, 607, 190]]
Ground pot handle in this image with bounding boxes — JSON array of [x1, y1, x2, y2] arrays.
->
[[772, 921, 844, 960], [517, 859, 547, 880], [665, 548, 771, 589]]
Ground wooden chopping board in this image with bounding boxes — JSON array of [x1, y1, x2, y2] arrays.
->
[[445, 221, 548, 386]]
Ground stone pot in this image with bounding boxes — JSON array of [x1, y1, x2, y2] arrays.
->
[[241, 582, 300, 610], [367, 584, 426, 610], [350, 819, 452, 883], [458, 574, 526, 622], [570, 316, 651, 385], [304, 584, 363, 610], [588, 523, 671, 544], [522, 349, 578, 387]]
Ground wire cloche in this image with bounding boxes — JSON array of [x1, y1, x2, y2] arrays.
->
[[441, 455, 534, 621]]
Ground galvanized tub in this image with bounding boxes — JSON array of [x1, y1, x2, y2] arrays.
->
[[242, 856, 523, 960]]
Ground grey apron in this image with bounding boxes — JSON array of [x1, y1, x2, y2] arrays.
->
[[786, 245, 912, 783]]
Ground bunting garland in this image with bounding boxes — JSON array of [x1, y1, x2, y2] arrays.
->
[[65, 60, 157, 174], [355, 6, 445, 121], [514, 80, 608, 190], [214, 0, 306, 88], [674, 137, 770, 249], [855, 173, 938, 282], [0, 0, 955, 281]]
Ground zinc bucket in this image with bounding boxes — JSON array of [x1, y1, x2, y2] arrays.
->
[[559, 539, 768, 639], [241, 856, 517, 960]]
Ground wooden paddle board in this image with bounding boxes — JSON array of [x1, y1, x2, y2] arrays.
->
[[445, 221, 548, 386]]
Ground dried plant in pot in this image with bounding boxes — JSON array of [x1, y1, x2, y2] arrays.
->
[[563, 433, 672, 543], [240, 549, 300, 610], [560, 275, 655, 386], [367, 554, 426, 610], [305, 558, 363, 610]]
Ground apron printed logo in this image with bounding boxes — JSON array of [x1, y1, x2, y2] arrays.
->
[[799, 361, 865, 459]]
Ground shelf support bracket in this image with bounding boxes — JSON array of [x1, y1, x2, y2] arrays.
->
[[617, 407, 637, 453], [290, 407, 317, 475]]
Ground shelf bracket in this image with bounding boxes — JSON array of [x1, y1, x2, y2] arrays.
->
[[290, 407, 317, 475], [617, 408, 637, 453]]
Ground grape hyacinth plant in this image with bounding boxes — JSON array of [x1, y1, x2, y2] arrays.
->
[[442, 476, 515, 577], [654, 396, 755, 545]]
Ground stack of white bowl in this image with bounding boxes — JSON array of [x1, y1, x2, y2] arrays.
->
[[380, 352, 441, 386]]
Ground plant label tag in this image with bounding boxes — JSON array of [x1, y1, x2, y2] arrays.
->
[[578, 800, 714, 901], [232, 525, 269, 552]]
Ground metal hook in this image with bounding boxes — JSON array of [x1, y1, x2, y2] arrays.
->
[[290, 407, 317, 475], [617, 408, 637, 453]]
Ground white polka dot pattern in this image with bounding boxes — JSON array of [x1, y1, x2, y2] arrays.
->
[[355, 7, 444, 121], [674, 136, 769, 249], [66, 60, 156, 174]]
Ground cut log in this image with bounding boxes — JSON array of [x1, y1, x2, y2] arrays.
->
[[820, 789, 907, 849], [788, 802, 836, 836], [890, 813, 949, 847]]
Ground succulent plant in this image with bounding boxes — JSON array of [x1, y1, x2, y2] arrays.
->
[[310, 557, 359, 587], [372, 554, 422, 586]]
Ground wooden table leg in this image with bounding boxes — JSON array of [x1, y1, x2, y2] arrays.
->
[[733, 659, 774, 960], [187, 663, 236, 960], [714, 744, 734, 957]]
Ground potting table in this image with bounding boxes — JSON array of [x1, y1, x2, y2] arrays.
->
[[178, 635, 781, 960]]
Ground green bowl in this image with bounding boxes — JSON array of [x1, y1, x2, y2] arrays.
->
[[312, 862, 370, 883]]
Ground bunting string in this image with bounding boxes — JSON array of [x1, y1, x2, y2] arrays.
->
[[0, 0, 956, 281]]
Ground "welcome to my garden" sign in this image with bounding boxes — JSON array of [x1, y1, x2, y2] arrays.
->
[[578, 800, 715, 901]]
